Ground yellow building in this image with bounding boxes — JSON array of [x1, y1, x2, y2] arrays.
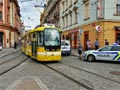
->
[[80, 21, 120, 50]]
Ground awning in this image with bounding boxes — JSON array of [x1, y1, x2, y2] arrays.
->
[[68, 28, 79, 33]]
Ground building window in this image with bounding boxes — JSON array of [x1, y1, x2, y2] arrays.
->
[[69, 0, 72, 6], [84, 1, 89, 19], [70, 0, 72, 5], [116, 4, 120, 15], [70, 13, 72, 25], [62, 1, 65, 12], [66, 15, 68, 27], [62, 17, 65, 28], [0, 11, 2, 21], [66, 0, 68, 9], [75, 10, 77, 24]]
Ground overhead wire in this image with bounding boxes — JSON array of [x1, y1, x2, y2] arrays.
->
[[19, 0, 46, 29]]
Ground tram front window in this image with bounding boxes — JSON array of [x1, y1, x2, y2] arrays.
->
[[44, 29, 60, 46]]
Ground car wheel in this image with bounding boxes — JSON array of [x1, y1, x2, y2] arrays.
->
[[87, 55, 95, 62]]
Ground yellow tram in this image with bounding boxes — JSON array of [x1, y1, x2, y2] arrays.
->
[[21, 24, 62, 61]]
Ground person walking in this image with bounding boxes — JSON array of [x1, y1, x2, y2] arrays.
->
[[105, 39, 109, 45], [94, 39, 99, 50], [14, 41, 17, 49], [87, 40, 92, 50], [113, 41, 118, 46], [78, 40, 82, 59]]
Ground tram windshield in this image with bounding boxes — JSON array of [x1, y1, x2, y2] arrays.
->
[[44, 28, 60, 46]]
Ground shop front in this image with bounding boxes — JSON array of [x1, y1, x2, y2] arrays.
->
[[68, 28, 79, 49]]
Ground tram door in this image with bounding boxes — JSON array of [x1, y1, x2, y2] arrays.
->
[[32, 33, 37, 57]]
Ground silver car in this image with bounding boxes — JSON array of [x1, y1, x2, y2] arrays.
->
[[82, 45, 120, 61], [0, 43, 2, 51], [61, 40, 71, 55]]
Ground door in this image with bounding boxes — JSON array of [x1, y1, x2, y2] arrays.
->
[[0, 32, 3, 44], [97, 46, 113, 60], [116, 33, 120, 44], [84, 31, 89, 50], [32, 33, 37, 57]]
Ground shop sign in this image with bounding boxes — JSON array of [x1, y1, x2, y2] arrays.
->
[[68, 28, 79, 33], [95, 25, 101, 32]]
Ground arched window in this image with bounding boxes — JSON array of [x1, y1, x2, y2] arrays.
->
[[0, 11, 2, 21]]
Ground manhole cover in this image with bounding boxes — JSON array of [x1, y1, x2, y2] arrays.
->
[[109, 71, 120, 75]]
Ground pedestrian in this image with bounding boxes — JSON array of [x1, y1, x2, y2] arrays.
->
[[94, 39, 99, 50], [113, 41, 118, 46], [14, 41, 17, 49], [87, 40, 92, 50], [105, 39, 109, 45], [78, 40, 82, 59]]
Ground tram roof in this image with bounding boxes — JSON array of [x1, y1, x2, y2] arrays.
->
[[34, 26, 62, 32], [22, 29, 34, 37]]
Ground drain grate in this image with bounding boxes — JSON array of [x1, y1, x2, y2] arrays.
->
[[109, 71, 120, 76]]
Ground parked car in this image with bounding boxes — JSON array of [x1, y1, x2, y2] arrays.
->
[[61, 40, 71, 55], [0, 43, 2, 51], [82, 45, 120, 61]]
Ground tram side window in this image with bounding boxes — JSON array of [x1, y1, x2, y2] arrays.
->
[[33, 33, 36, 38], [38, 32, 43, 46]]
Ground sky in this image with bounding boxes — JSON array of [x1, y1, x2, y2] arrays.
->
[[18, 0, 46, 31]]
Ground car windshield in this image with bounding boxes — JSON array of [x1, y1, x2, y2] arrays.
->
[[44, 28, 60, 46], [99, 46, 112, 51], [61, 40, 70, 46]]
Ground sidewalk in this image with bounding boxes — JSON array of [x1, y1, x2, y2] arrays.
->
[[71, 49, 79, 57], [0, 48, 20, 58]]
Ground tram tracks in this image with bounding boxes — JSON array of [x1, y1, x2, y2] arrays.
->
[[61, 62, 120, 84], [43, 63, 94, 90], [0, 51, 28, 76], [0, 52, 22, 65], [42, 61, 120, 90]]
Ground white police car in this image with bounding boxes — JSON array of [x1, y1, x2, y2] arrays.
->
[[82, 45, 120, 61]]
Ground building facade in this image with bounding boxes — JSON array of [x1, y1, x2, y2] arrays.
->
[[60, 0, 120, 50], [0, 0, 21, 48], [43, 0, 60, 27], [44, 0, 120, 50], [60, 0, 78, 49]]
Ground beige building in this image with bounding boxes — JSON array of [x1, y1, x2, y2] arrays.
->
[[42, 0, 60, 27], [60, 0, 78, 48], [0, 0, 22, 48], [43, 0, 120, 50], [60, 0, 120, 50]]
